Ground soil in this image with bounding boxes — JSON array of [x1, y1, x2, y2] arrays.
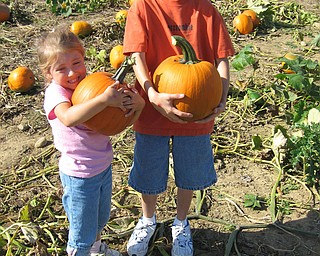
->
[[0, 0, 320, 255]]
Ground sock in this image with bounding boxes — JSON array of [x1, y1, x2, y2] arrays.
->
[[173, 216, 187, 226], [90, 239, 101, 253], [142, 214, 156, 224]]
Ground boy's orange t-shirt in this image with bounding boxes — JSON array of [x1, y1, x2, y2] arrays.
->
[[123, 0, 235, 136]]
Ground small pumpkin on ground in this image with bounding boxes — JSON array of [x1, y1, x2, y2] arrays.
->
[[0, 2, 10, 22], [110, 45, 125, 69], [71, 57, 135, 136], [8, 66, 35, 92], [233, 13, 253, 35], [153, 35, 222, 121], [242, 9, 260, 28], [115, 10, 128, 26], [70, 21, 92, 37], [278, 53, 299, 74]]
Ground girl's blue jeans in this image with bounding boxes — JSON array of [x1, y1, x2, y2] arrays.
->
[[60, 165, 112, 256]]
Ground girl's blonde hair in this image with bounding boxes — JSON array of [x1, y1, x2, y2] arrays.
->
[[37, 26, 85, 83]]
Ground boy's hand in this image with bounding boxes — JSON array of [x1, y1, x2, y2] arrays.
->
[[195, 102, 226, 123], [148, 90, 193, 123]]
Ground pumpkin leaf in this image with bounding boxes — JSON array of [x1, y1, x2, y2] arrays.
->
[[310, 33, 320, 47], [251, 134, 263, 150], [244, 193, 261, 209], [19, 204, 31, 222], [231, 45, 255, 71]]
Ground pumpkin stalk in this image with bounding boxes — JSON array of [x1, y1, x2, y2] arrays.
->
[[171, 35, 200, 65], [111, 56, 135, 84]]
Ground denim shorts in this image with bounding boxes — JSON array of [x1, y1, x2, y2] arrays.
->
[[60, 165, 112, 256], [128, 133, 217, 194]]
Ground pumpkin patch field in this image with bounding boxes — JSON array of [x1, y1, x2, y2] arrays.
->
[[1, 0, 320, 255]]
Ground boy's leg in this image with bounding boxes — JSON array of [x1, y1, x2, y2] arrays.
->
[[176, 188, 193, 221], [127, 133, 170, 256], [141, 194, 157, 218], [171, 135, 217, 256]]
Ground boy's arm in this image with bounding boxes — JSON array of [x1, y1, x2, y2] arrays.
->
[[215, 57, 230, 110]]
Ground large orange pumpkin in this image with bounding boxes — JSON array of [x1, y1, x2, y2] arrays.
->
[[0, 2, 10, 22], [233, 13, 253, 35], [153, 35, 222, 121], [8, 66, 35, 92], [71, 58, 135, 136], [242, 10, 260, 28], [110, 45, 125, 69], [70, 21, 92, 37]]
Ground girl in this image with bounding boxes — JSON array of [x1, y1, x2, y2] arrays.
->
[[37, 27, 144, 256]]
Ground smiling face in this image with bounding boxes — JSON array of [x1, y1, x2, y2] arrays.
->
[[48, 50, 86, 90]]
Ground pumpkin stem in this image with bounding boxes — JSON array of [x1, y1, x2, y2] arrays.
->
[[171, 35, 200, 64], [112, 56, 135, 83]]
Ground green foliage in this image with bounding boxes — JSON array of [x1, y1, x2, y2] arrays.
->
[[288, 123, 320, 186], [46, 0, 111, 16], [243, 193, 262, 209], [274, 55, 320, 117], [276, 200, 292, 216], [276, 2, 319, 25], [86, 46, 108, 71], [231, 45, 256, 71], [245, 0, 318, 29]]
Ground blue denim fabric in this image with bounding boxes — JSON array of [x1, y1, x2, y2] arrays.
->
[[60, 165, 112, 256], [128, 133, 217, 195]]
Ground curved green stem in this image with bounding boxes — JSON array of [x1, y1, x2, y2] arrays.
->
[[111, 56, 135, 83], [171, 35, 200, 64]]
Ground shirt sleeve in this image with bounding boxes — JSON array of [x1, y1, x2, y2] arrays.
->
[[44, 83, 72, 120], [123, 2, 148, 54]]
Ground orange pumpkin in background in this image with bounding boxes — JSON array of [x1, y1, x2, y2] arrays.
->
[[153, 35, 222, 121], [242, 9, 260, 28], [71, 58, 135, 136], [70, 21, 92, 37], [110, 45, 125, 69], [0, 2, 10, 22], [233, 13, 254, 35], [8, 66, 35, 92], [115, 10, 128, 26]]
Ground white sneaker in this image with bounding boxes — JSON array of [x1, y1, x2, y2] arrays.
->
[[127, 217, 157, 256], [91, 242, 122, 256], [171, 220, 193, 256]]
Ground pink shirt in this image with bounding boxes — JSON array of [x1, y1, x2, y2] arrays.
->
[[44, 81, 113, 178]]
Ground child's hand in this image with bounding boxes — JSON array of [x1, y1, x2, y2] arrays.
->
[[148, 90, 193, 123], [103, 81, 130, 111], [195, 102, 226, 123], [123, 87, 145, 123]]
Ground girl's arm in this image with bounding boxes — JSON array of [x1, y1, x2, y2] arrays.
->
[[54, 81, 129, 127]]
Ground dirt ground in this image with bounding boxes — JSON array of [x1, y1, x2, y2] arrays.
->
[[1, 0, 320, 255]]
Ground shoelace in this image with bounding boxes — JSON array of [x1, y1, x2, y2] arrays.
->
[[133, 223, 155, 243], [173, 225, 191, 248]]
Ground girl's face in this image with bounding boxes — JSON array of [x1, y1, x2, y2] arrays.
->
[[48, 50, 86, 90]]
